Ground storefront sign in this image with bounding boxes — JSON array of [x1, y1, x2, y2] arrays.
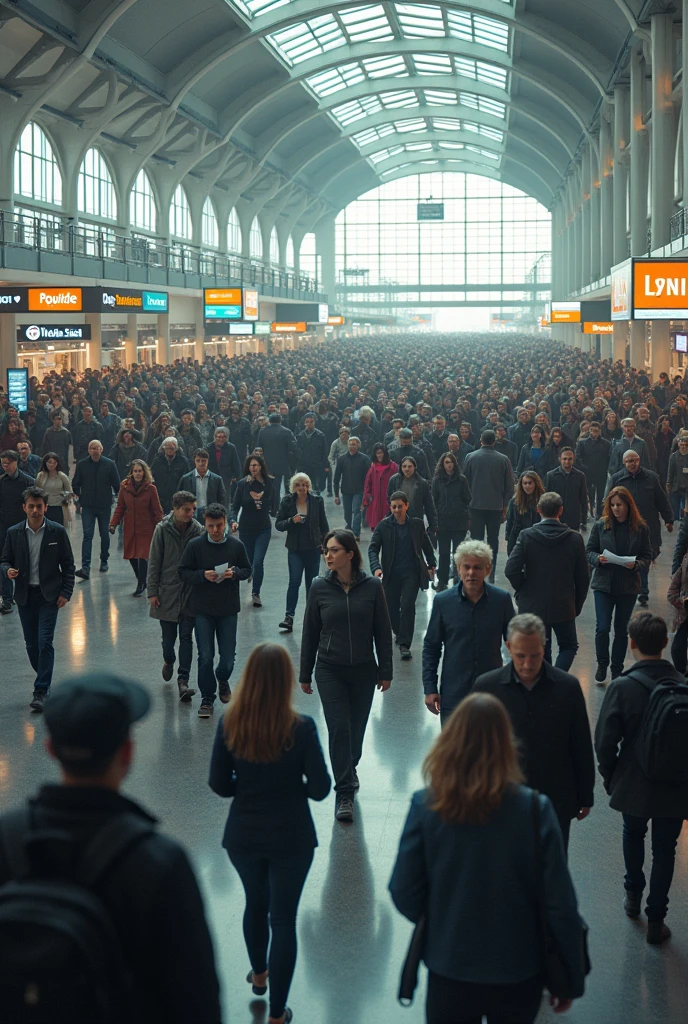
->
[[271, 322, 307, 333], [582, 322, 614, 334], [550, 301, 581, 324], [28, 287, 82, 312], [18, 324, 91, 342], [228, 323, 254, 335], [318, 303, 329, 324], [634, 259, 688, 318], [142, 291, 168, 313], [204, 305, 242, 321], [0, 288, 28, 312], [328, 315, 345, 325], [254, 322, 271, 334], [611, 259, 632, 320], [243, 288, 259, 321], [6, 368, 29, 411]]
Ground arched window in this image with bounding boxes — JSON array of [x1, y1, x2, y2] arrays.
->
[[78, 148, 117, 220], [202, 197, 219, 249], [286, 235, 295, 268], [270, 225, 280, 264], [250, 216, 263, 259], [14, 122, 62, 205], [169, 184, 192, 240], [300, 232, 317, 277], [130, 169, 156, 232], [228, 207, 241, 252]]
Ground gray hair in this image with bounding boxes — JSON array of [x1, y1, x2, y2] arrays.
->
[[289, 472, 312, 492], [621, 417, 635, 428], [454, 539, 493, 571], [214, 427, 229, 439], [507, 613, 546, 645], [161, 437, 178, 449]]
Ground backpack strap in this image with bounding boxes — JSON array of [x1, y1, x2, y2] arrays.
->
[[80, 815, 155, 889], [0, 806, 32, 879], [619, 666, 656, 694]]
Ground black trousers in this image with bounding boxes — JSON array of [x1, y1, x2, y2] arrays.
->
[[383, 572, 421, 647], [437, 529, 467, 585], [315, 661, 378, 796], [426, 971, 543, 1024], [129, 558, 148, 585], [469, 508, 501, 572], [587, 474, 607, 518]]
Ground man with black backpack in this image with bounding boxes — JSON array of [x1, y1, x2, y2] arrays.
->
[[0, 672, 222, 1022], [595, 612, 688, 945]]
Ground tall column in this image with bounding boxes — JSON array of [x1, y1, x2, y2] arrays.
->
[[613, 321, 627, 363], [315, 217, 336, 302], [0, 312, 17, 382], [581, 147, 591, 287], [613, 86, 630, 264], [650, 320, 671, 379], [124, 314, 137, 368], [194, 303, 205, 364], [650, 10, 675, 248], [683, 0, 688, 218], [156, 314, 171, 366], [600, 108, 614, 275], [600, 334, 613, 360], [630, 48, 650, 255], [84, 313, 102, 371], [590, 142, 602, 280], [630, 319, 646, 368], [573, 177, 583, 293]]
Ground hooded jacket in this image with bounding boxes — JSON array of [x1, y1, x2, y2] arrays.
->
[[147, 512, 204, 621], [504, 519, 589, 624]]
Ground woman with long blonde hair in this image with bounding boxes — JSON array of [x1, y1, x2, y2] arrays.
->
[[209, 643, 331, 1024], [390, 693, 586, 1024]]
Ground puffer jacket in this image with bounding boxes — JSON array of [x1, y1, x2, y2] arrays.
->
[[147, 512, 204, 621]]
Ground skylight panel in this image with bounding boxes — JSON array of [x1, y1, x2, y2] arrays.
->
[[466, 144, 500, 161], [404, 141, 433, 152], [331, 95, 383, 126], [352, 124, 396, 146], [364, 54, 408, 78], [424, 89, 459, 105], [232, 0, 292, 16], [395, 4, 445, 38], [267, 15, 345, 66], [393, 117, 426, 132], [370, 145, 404, 163], [379, 90, 418, 108], [432, 117, 462, 131], [411, 52, 453, 75], [460, 92, 507, 118], [307, 62, 366, 96], [339, 6, 394, 43], [438, 141, 466, 150], [446, 11, 509, 52], [454, 57, 508, 88]]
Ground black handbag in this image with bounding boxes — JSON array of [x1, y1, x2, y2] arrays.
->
[[398, 915, 426, 1007], [531, 792, 590, 999]]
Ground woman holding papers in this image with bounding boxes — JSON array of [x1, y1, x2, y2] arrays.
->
[[586, 486, 652, 685]]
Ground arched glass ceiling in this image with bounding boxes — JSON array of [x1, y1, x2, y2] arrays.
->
[[371, 141, 500, 165], [263, 6, 511, 67], [330, 86, 506, 127], [352, 117, 504, 147], [307, 52, 508, 99]]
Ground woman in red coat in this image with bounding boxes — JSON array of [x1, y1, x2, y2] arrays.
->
[[109, 459, 164, 596], [362, 443, 398, 530]]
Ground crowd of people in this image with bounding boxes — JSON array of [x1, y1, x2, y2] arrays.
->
[[1, 331, 688, 1023]]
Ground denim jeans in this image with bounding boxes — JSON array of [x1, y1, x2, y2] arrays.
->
[[81, 506, 111, 569], [593, 591, 638, 672], [437, 529, 467, 585], [622, 815, 684, 921], [240, 527, 271, 595], [194, 612, 238, 703], [342, 492, 363, 536], [544, 619, 578, 671], [17, 587, 60, 691], [469, 508, 502, 574], [669, 491, 686, 522], [229, 849, 314, 1021], [286, 549, 322, 616], [315, 661, 378, 795], [160, 617, 195, 678]]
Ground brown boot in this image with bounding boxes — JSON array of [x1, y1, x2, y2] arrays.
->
[[177, 677, 196, 702]]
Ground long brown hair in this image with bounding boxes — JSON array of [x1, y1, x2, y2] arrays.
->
[[423, 693, 523, 825], [514, 470, 544, 515], [601, 486, 646, 533], [223, 644, 298, 763]]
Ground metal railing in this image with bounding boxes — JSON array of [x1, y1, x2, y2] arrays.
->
[[670, 208, 687, 241], [0, 209, 322, 297]]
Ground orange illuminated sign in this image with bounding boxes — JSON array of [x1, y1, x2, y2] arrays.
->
[[583, 321, 614, 334], [204, 288, 242, 306], [634, 260, 688, 318], [271, 322, 307, 333], [243, 288, 259, 321], [612, 259, 632, 319], [28, 287, 82, 312], [328, 315, 345, 325], [551, 301, 581, 324]]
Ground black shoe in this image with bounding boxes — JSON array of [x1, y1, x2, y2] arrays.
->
[[218, 681, 231, 704], [435, 581, 447, 592], [647, 921, 671, 944], [75, 568, 90, 580], [611, 664, 624, 680], [99, 561, 109, 573], [595, 663, 608, 683], [352, 769, 360, 791], [29, 691, 46, 712], [246, 970, 267, 996], [624, 891, 642, 919], [252, 592, 262, 607], [133, 581, 146, 597], [638, 595, 648, 607], [400, 645, 412, 660], [162, 661, 174, 682], [335, 796, 354, 822], [177, 677, 196, 702], [0, 598, 13, 614], [279, 614, 294, 631], [197, 702, 213, 718]]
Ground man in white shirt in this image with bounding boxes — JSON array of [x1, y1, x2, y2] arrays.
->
[[179, 450, 226, 521]]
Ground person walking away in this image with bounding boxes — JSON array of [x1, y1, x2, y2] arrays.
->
[[575, 421, 610, 520], [546, 447, 589, 531], [431, 451, 471, 590], [179, 502, 252, 717], [595, 612, 688, 944], [296, 413, 329, 496], [505, 471, 543, 555], [36, 452, 72, 526], [209, 643, 331, 1024], [258, 413, 297, 499], [0, 670, 221, 1021], [275, 473, 328, 633], [230, 452, 274, 608], [1, 485, 74, 711], [666, 433, 688, 522], [505, 491, 589, 671], [0, 451, 36, 613], [333, 437, 371, 540], [300, 530, 393, 822], [368, 491, 436, 660], [389, 693, 587, 1024], [109, 460, 163, 596], [463, 430, 514, 582], [423, 540, 514, 724], [147, 490, 203, 701], [71, 440, 120, 580], [586, 486, 652, 683], [473, 613, 595, 853], [362, 443, 398, 530]]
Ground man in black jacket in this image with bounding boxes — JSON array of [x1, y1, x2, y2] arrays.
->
[[595, 612, 688, 943], [505, 491, 589, 671], [258, 413, 297, 498], [296, 413, 329, 495], [1, 485, 74, 710], [0, 450, 36, 612], [179, 450, 227, 520], [575, 422, 610, 518], [473, 612, 595, 852], [0, 670, 221, 1020], [71, 406, 103, 463], [493, 423, 518, 468], [150, 438, 189, 515], [72, 440, 120, 579], [333, 436, 371, 539], [546, 447, 588, 531], [388, 428, 430, 480], [178, 503, 252, 718], [225, 405, 252, 463], [368, 491, 436, 660], [208, 427, 241, 499]]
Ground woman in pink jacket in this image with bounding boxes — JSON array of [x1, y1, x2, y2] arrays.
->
[[362, 443, 398, 530]]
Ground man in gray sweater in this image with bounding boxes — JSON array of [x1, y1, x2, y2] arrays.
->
[[463, 430, 515, 581]]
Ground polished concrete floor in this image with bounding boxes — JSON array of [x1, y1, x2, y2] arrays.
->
[[2, 498, 688, 1023]]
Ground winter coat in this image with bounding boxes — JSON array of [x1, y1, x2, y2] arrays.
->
[[109, 479, 164, 560], [504, 499, 540, 555], [545, 466, 589, 530], [147, 513, 204, 621], [515, 443, 557, 483], [464, 446, 515, 511], [505, 519, 589, 625], [368, 515, 437, 591], [363, 461, 398, 529], [667, 450, 688, 493], [575, 435, 610, 480], [608, 435, 650, 476], [606, 466, 673, 555], [634, 419, 657, 469], [296, 428, 329, 472], [431, 471, 472, 532], [667, 555, 688, 627], [108, 441, 148, 479], [387, 472, 437, 531], [328, 437, 349, 473], [586, 519, 652, 595], [655, 428, 677, 484], [257, 424, 297, 478], [150, 451, 190, 512]]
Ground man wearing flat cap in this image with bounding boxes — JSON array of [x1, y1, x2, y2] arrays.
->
[[0, 672, 222, 1023]]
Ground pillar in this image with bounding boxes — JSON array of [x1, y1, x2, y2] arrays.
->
[[630, 48, 650, 255], [613, 320, 627, 363], [124, 314, 137, 368], [683, 0, 688, 219], [84, 313, 102, 371], [581, 147, 592, 287], [315, 217, 336, 302], [573, 181, 583, 293], [194, 303, 205, 364], [0, 312, 17, 382], [630, 319, 646, 368], [600, 334, 613, 360], [590, 142, 602, 281], [613, 85, 630, 264], [156, 313, 171, 366], [600, 109, 614, 275], [650, 10, 675, 249], [650, 320, 671, 379]]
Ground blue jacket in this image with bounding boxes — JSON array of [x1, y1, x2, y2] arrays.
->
[[422, 582, 514, 704], [389, 785, 587, 994]]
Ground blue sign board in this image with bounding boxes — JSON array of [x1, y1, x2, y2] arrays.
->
[[7, 368, 29, 412], [142, 291, 168, 312], [204, 305, 242, 320]]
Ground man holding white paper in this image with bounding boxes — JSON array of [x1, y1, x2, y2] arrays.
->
[[178, 503, 252, 717]]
